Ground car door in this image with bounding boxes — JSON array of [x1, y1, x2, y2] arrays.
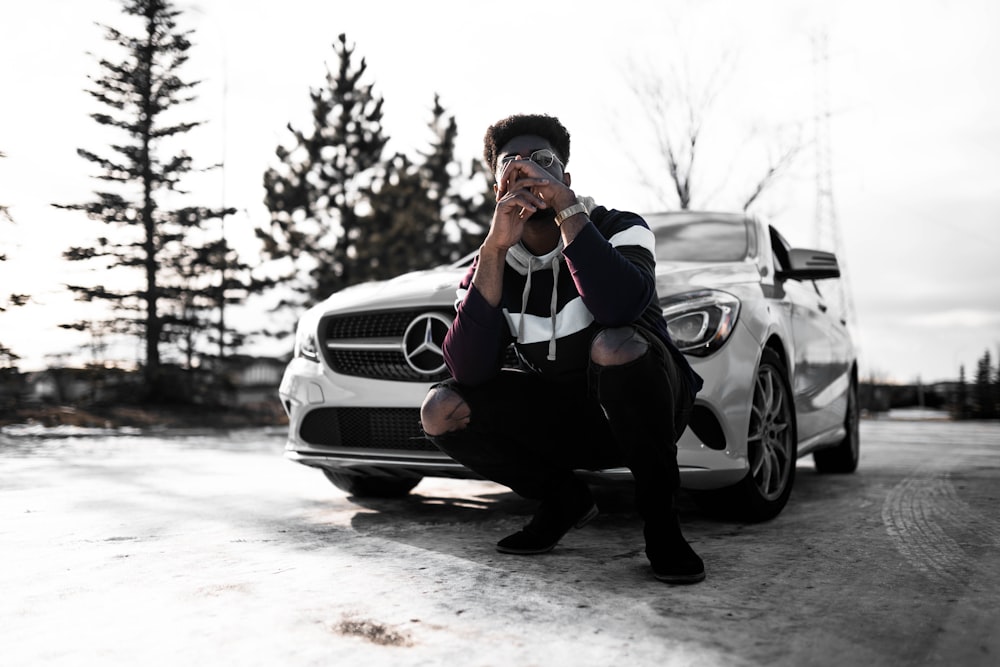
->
[[810, 278, 854, 429], [787, 279, 847, 438], [768, 227, 850, 442]]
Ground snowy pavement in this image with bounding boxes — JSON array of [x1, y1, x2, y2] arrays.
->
[[2, 420, 999, 666]]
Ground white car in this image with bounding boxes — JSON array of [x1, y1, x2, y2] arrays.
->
[[278, 211, 859, 521]]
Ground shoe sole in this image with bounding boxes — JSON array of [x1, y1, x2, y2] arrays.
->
[[652, 570, 706, 585], [495, 504, 599, 555]]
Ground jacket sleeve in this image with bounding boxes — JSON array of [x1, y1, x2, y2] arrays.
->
[[443, 262, 512, 386], [561, 217, 657, 326]]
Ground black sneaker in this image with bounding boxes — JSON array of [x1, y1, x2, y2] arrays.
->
[[496, 488, 598, 555]]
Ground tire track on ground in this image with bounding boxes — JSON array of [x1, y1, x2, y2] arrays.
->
[[882, 465, 1000, 585]]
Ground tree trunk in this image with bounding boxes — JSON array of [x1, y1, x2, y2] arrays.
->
[[140, 14, 160, 396]]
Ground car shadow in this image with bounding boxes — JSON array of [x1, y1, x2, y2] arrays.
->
[[338, 480, 736, 570], [279, 463, 865, 594]]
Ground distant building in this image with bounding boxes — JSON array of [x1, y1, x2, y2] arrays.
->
[[13, 356, 287, 410], [217, 355, 287, 407], [21, 367, 140, 405]]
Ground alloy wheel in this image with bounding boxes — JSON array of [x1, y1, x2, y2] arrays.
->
[[747, 364, 794, 502]]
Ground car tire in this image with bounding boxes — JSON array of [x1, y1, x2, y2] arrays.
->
[[813, 375, 860, 473], [713, 347, 798, 522], [322, 470, 422, 498]]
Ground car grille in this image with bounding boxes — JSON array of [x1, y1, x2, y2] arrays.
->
[[299, 407, 438, 451], [320, 309, 454, 382]]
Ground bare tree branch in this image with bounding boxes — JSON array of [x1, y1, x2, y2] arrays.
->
[[743, 141, 804, 211], [623, 51, 734, 210], [620, 34, 814, 215]]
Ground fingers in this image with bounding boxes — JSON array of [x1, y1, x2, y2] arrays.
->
[[498, 187, 548, 219], [496, 177, 550, 204], [484, 203, 526, 251], [496, 159, 550, 199]]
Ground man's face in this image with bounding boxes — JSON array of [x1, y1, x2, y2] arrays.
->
[[494, 134, 568, 223], [495, 134, 565, 183]]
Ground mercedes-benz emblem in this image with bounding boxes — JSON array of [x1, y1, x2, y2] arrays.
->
[[402, 312, 452, 375]]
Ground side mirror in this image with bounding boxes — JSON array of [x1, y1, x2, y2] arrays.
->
[[776, 248, 841, 281]]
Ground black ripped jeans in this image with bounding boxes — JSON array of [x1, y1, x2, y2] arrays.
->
[[426, 331, 694, 525]]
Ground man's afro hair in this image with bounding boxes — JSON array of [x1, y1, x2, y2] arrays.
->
[[482, 113, 571, 174]]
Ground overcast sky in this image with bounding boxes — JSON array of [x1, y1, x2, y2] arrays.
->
[[1, 0, 998, 383]]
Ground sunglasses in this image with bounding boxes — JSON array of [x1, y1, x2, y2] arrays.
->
[[496, 148, 563, 178]]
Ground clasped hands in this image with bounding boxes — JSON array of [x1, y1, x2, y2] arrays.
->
[[486, 158, 577, 252]]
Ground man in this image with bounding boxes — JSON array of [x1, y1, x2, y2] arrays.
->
[[420, 113, 705, 584]]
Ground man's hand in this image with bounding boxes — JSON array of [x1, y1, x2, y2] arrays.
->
[[474, 157, 579, 308], [484, 174, 549, 253], [497, 157, 576, 211], [483, 157, 576, 252]]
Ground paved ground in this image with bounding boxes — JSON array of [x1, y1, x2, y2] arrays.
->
[[1, 417, 998, 666]]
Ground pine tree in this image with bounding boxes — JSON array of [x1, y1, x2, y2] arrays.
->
[[995, 353, 1000, 420], [0, 150, 28, 370], [360, 95, 489, 279], [414, 94, 490, 266], [954, 364, 968, 420], [259, 33, 390, 306], [168, 207, 274, 368], [259, 40, 494, 321], [974, 350, 994, 419], [53, 0, 232, 398], [360, 151, 442, 280]]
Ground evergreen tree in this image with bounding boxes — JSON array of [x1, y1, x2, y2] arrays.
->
[[360, 151, 442, 280], [974, 350, 995, 419], [457, 156, 499, 241], [359, 95, 490, 279], [259, 33, 390, 306], [954, 364, 969, 420], [415, 94, 490, 265], [53, 0, 234, 398], [259, 39, 495, 323], [995, 353, 1000, 420], [0, 150, 28, 370], [168, 207, 274, 368]]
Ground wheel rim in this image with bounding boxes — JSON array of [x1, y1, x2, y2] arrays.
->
[[747, 365, 794, 501]]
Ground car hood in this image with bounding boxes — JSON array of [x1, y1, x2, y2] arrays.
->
[[305, 259, 761, 318], [308, 265, 468, 316], [655, 260, 761, 296]]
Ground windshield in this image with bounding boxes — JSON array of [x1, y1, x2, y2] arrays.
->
[[647, 214, 752, 262]]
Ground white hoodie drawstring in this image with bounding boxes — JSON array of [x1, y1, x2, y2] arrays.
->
[[505, 196, 596, 363], [518, 256, 534, 346], [511, 249, 562, 362]]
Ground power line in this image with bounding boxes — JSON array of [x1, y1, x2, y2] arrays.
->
[[812, 29, 857, 331]]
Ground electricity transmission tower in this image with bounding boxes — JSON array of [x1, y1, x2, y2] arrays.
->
[[812, 30, 857, 330]]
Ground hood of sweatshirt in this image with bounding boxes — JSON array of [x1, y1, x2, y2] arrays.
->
[[503, 197, 596, 361]]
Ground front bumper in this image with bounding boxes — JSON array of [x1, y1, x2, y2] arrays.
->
[[278, 322, 760, 491]]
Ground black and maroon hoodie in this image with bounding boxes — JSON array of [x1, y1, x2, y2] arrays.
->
[[443, 203, 702, 400]]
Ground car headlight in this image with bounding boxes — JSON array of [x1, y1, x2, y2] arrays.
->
[[295, 324, 321, 362], [661, 289, 741, 357]]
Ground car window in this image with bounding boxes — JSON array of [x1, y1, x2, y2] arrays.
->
[[649, 216, 750, 262], [768, 225, 791, 273]]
